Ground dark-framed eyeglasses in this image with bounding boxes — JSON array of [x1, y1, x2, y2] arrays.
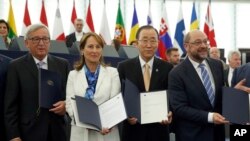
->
[[28, 37, 50, 44], [187, 40, 210, 46]]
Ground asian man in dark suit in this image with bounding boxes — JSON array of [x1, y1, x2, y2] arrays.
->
[[168, 30, 229, 141], [117, 25, 173, 141], [65, 19, 85, 47], [0, 54, 12, 141], [4, 23, 70, 141]]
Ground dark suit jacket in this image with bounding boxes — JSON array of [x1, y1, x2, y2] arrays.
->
[[0, 54, 12, 141], [4, 53, 70, 141], [168, 58, 225, 141], [65, 32, 85, 47], [224, 68, 229, 87], [117, 57, 173, 141], [231, 62, 250, 87]]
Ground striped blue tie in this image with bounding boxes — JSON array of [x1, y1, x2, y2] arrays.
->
[[199, 64, 215, 106]]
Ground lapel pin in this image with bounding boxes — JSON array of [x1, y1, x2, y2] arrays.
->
[[156, 69, 159, 72], [47, 80, 54, 86]]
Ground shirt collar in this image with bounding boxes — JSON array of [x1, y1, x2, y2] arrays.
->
[[139, 56, 154, 69], [33, 55, 48, 65], [188, 56, 207, 69]]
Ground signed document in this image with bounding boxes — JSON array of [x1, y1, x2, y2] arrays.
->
[[140, 90, 168, 124], [71, 93, 127, 130]]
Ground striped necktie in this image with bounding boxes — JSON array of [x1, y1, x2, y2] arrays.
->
[[199, 63, 215, 106]]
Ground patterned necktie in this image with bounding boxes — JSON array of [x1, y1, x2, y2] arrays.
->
[[37, 61, 45, 69], [199, 63, 215, 106], [143, 63, 150, 91]]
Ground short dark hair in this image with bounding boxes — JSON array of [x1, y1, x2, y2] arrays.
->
[[135, 25, 159, 39], [0, 19, 9, 32], [166, 48, 179, 56]]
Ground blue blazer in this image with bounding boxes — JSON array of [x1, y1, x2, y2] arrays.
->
[[168, 58, 225, 141], [0, 54, 12, 141], [231, 62, 250, 87]]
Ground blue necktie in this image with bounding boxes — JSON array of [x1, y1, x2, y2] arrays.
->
[[199, 63, 215, 106]]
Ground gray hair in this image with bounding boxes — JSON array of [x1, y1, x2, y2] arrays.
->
[[227, 50, 241, 61], [24, 23, 50, 40]]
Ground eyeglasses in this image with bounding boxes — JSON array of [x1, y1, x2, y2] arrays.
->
[[138, 39, 158, 45], [28, 37, 50, 44], [187, 40, 210, 46]]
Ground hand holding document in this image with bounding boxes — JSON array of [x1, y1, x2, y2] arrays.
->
[[140, 91, 168, 124], [71, 93, 127, 131], [39, 69, 62, 109], [123, 79, 168, 124], [222, 87, 250, 124]]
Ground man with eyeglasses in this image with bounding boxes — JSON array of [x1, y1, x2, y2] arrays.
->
[[4, 23, 70, 141], [168, 30, 229, 141], [117, 25, 173, 141]]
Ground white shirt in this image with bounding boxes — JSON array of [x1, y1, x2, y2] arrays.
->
[[75, 32, 83, 41], [139, 56, 154, 77], [188, 57, 215, 123], [33, 55, 48, 70], [228, 67, 234, 87]]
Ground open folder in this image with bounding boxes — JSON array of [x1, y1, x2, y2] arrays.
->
[[39, 69, 62, 109], [222, 87, 250, 124], [123, 79, 168, 124], [72, 93, 127, 131]]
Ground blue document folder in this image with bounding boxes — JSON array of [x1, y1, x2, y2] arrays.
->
[[39, 69, 62, 109], [123, 79, 141, 122], [222, 87, 250, 124], [75, 95, 102, 130]]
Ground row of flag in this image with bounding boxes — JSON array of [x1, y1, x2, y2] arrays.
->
[[6, 0, 217, 60]]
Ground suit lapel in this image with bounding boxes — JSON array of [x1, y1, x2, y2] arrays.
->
[[95, 66, 105, 93], [23, 54, 39, 79], [206, 58, 219, 99], [134, 57, 145, 91], [47, 55, 58, 72], [149, 58, 160, 91], [185, 58, 212, 104], [76, 69, 88, 96]]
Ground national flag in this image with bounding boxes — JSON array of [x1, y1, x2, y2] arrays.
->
[[157, 2, 173, 60], [128, 2, 139, 45], [114, 2, 127, 45], [204, 0, 217, 47], [147, 0, 153, 26], [99, 1, 111, 45], [8, 0, 17, 38], [69, 0, 77, 34], [21, 0, 31, 36], [174, 3, 186, 56], [52, 2, 65, 41], [83, 2, 95, 32], [190, 2, 199, 30], [40, 0, 48, 26]]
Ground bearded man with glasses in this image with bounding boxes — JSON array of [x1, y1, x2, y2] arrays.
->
[[168, 30, 229, 141]]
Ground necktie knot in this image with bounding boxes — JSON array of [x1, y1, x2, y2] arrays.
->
[[198, 63, 205, 68], [143, 63, 150, 91], [37, 61, 45, 69]]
